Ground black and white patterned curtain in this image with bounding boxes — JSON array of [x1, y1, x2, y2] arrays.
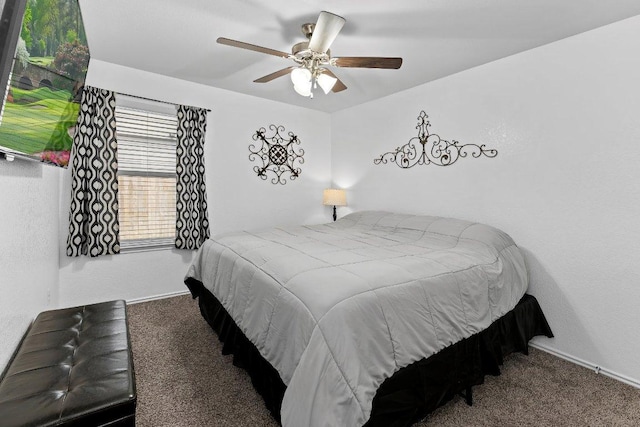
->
[[175, 105, 210, 250], [66, 86, 120, 257]]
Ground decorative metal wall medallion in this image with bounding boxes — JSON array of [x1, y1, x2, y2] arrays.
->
[[374, 111, 498, 168], [250, 124, 304, 184]]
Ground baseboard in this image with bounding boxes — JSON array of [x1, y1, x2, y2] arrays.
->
[[530, 341, 640, 389], [126, 289, 190, 305]]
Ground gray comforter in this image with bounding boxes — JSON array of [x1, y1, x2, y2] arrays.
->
[[185, 211, 528, 426]]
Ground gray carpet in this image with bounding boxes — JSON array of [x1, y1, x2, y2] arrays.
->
[[127, 295, 640, 426]]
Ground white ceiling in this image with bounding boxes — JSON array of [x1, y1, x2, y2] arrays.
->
[[79, 0, 640, 113]]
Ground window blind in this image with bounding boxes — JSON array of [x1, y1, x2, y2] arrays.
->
[[116, 106, 178, 249]]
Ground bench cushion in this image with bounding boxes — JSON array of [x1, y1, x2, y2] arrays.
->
[[0, 300, 136, 427]]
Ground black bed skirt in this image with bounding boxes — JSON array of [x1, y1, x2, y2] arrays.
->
[[185, 278, 553, 426]]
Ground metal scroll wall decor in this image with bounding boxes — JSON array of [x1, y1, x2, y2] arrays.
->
[[249, 124, 304, 185], [374, 111, 497, 168]]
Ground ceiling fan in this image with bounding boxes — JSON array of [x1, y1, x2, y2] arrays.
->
[[217, 11, 403, 98]]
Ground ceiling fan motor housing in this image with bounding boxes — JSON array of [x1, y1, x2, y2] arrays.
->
[[292, 23, 315, 57], [292, 41, 309, 56]]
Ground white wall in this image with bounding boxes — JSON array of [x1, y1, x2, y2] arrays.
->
[[331, 16, 640, 384], [56, 60, 332, 307], [0, 160, 61, 367]]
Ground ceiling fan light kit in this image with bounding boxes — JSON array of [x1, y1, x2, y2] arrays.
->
[[294, 81, 312, 97], [290, 67, 338, 98], [317, 73, 338, 94], [291, 67, 313, 97], [217, 11, 403, 99]]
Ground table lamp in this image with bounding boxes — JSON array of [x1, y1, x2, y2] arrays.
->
[[323, 188, 347, 221]]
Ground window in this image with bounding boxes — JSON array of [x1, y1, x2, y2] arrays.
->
[[116, 98, 178, 250]]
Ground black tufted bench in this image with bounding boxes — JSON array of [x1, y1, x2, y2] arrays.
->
[[0, 300, 136, 426]]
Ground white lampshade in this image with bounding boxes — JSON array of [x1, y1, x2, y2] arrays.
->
[[322, 188, 347, 206], [291, 67, 312, 87], [294, 81, 312, 97], [317, 72, 337, 94]]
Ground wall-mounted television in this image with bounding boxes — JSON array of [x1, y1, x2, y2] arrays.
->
[[0, 0, 89, 168]]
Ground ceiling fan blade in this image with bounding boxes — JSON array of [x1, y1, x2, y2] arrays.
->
[[308, 11, 346, 53], [334, 57, 403, 69], [217, 37, 290, 59], [254, 67, 296, 83], [323, 69, 347, 92]]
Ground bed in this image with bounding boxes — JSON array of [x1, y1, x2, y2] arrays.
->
[[184, 211, 553, 426]]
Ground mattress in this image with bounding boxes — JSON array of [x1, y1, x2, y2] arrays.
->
[[185, 211, 528, 426]]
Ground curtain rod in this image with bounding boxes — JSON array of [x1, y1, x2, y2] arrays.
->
[[115, 91, 211, 112]]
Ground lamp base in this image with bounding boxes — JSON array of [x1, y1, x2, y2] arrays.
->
[[333, 205, 337, 222]]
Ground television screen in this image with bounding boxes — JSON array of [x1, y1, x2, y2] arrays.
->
[[0, 0, 89, 168]]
